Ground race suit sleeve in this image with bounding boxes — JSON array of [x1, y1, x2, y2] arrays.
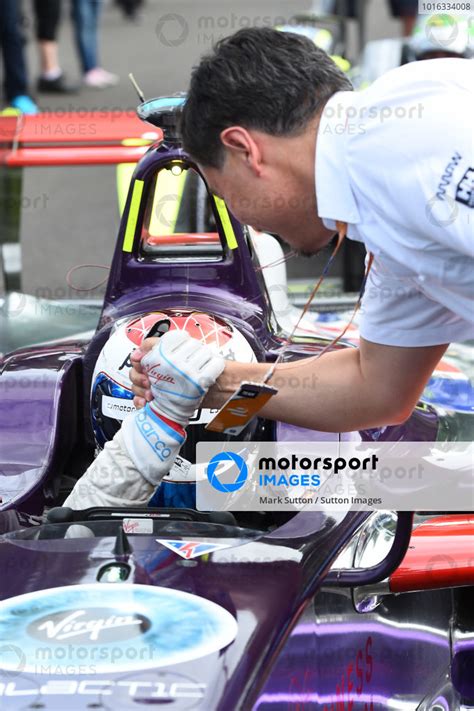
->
[[63, 429, 156, 509], [63, 404, 186, 510]]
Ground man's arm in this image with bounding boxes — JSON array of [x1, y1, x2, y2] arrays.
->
[[131, 338, 448, 432]]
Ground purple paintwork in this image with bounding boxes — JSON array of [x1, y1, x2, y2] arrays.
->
[[0, 512, 470, 710], [0, 345, 84, 513]]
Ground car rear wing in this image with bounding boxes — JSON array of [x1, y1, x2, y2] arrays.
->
[[0, 111, 161, 166], [0, 112, 162, 291]]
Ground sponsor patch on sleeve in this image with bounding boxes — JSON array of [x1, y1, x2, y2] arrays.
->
[[455, 167, 474, 208]]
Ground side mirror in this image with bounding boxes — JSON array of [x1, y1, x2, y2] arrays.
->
[[324, 511, 414, 600], [331, 512, 474, 613]]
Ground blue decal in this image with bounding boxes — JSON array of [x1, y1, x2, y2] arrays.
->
[[0, 584, 237, 675], [157, 539, 229, 559]]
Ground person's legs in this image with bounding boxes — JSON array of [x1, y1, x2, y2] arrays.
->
[[34, 0, 78, 92], [0, 0, 29, 101], [71, 0, 99, 73], [72, 0, 118, 87], [33, 0, 62, 76]]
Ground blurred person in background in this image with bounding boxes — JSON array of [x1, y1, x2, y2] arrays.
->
[[387, 0, 418, 36], [0, 0, 38, 113], [71, 0, 119, 88], [323, 0, 418, 37], [33, 0, 79, 93], [114, 0, 145, 22]]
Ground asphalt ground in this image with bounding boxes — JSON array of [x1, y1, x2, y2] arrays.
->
[[5, 0, 402, 300]]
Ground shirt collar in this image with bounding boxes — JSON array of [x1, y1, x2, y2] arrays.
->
[[315, 90, 361, 226]]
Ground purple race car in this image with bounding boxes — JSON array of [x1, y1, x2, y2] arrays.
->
[[0, 99, 473, 710]]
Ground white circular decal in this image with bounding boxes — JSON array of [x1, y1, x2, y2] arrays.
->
[[0, 584, 237, 674]]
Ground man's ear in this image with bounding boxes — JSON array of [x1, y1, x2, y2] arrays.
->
[[220, 126, 262, 175]]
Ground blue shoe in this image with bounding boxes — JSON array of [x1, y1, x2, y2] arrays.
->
[[9, 95, 39, 115]]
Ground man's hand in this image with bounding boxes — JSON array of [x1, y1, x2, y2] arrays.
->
[[131, 332, 449, 433], [132, 331, 225, 425]]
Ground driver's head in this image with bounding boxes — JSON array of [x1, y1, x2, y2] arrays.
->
[[180, 27, 352, 254]]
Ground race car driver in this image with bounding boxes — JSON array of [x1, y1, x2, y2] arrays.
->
[[130, 28, 473, 435], [64, 331, 224, 509]]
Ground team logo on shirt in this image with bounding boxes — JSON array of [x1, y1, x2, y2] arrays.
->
[[436, 152, 462, 200], [455, 167, 474, 208]]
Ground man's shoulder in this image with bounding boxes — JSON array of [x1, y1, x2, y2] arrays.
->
[[361, 57, 472, 99]]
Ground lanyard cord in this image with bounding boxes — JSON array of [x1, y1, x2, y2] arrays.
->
[[263, 221, 373, 384]]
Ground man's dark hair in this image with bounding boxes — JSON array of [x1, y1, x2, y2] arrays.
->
[[180, 27, 352, 168]]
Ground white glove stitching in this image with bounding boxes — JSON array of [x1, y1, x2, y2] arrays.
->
[[141, 331, 225, 424]]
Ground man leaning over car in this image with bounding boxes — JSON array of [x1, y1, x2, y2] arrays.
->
[[130, 28, 473, 434]]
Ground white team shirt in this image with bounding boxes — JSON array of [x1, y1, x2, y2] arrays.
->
[[315, 58, 473, 347]]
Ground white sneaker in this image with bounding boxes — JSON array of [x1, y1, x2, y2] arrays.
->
[[83, 68, 119, 88]]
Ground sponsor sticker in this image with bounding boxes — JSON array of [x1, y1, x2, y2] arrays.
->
[[455, 167, 474, 208], [102, 395, 136, 420], [0, 584, 237, 675], [0, 674, 207, 710], [123, 518, 154, 534], [156, 540, 233, 559]]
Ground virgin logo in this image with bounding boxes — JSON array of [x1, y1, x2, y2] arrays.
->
[[28, 608, 150, 644], [148, 365, 175, 385]]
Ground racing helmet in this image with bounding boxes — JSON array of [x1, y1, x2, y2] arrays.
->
[[91, 309, 258, 450], [409, 14, 473, 60]]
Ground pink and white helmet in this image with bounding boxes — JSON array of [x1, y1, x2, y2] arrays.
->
[[91, 309, 257, 448]]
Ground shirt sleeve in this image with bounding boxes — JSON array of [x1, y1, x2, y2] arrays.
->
[[347, 59, 473, 258], [359, 257, 474, 347]]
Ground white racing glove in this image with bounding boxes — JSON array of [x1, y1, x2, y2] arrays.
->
[[141, 330, 226, 426], [63, 331, 224, 510]]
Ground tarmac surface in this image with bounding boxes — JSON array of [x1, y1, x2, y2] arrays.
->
[[7, 0, 402, 300]]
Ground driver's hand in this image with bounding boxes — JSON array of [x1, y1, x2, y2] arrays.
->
[[130, 338, 157, 409], [140, 331, 225, 426]]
